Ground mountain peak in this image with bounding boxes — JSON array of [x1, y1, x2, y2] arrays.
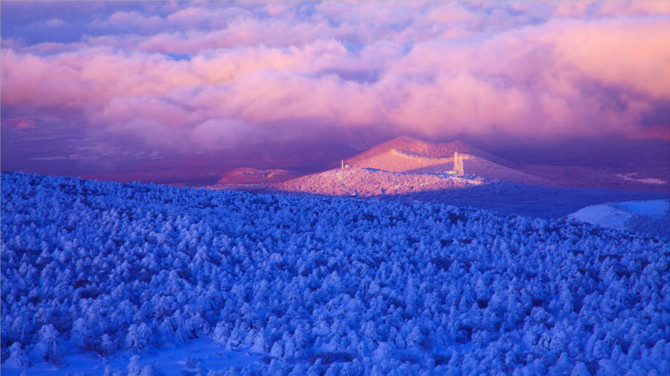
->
[[344, 137, 485, 172]]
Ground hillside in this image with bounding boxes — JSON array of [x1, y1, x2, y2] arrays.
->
[[346, 149, 454, 173], [273, 167, 485, 197], [216, 168, 298, 185], [487, 138, 670, 192], [2, 172, 669, 374], [347, 136, 497, 163], [519, 165, 670, 192], [206, 168, 299, 192], [410, 155, 550, 186]]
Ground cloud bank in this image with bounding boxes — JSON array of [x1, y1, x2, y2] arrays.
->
[[2, 1, 669, 176]]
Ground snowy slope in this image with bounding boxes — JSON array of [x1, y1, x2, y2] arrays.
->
[[346, 136, 499, 163], [272, 167, 485, 197], [410, 155, 550, 186], [347, 148, 454, 173], [2, 172, 670, 375], [345, 136, 509, 174], [519, 164, 670, 192], [568, 200, 670, 237]]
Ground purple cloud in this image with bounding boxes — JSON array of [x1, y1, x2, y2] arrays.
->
[[1, 1, 669, 181]]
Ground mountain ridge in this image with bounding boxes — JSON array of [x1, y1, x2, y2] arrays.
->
[[212, 136, 669, 195], [272, 136, 544, 196], [217, 167, 297, 185]]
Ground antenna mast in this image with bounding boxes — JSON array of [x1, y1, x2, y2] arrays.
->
[[454, 152, 464, 175]]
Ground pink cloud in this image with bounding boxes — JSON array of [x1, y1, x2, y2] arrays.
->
[[598, 1, 670, 16], [544, 18, 670, 99], [2, 1, 669, 160], [93, 11, 164, 31]]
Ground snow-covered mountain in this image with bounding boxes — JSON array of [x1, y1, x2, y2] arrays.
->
[[211, 137, 667, 199], [345, 136, 503, 172], [568, 200, 670, 238], [272, 137, 551, 196]]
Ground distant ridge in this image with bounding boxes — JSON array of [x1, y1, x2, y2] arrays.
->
[[273, 137, 509, 196], [213, 136, 667, 197], [272, 136, 556, 196], [217, 167, 297, 185]]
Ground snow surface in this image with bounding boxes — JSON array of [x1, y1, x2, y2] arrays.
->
[[273, 167, 485, 197], [347, 148, 454, 173], [568, 200, 670, 236], [1, 339, 262, 376], [2, 172, 670, 375], [617, 200, 670, 216], [410, 155, 549, 186]]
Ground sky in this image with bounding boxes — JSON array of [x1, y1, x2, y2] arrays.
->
[[2, 1, 669, 183]]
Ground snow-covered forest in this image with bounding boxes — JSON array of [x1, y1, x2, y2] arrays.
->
[[2, 172, 669, 374]]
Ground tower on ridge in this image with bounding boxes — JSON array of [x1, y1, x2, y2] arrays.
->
[[454, 152, 464, 175]]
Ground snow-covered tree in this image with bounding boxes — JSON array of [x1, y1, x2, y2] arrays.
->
[[33, 324, 62, 364], [2, 171, 668, 374], [4, 342, 31, 368]]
